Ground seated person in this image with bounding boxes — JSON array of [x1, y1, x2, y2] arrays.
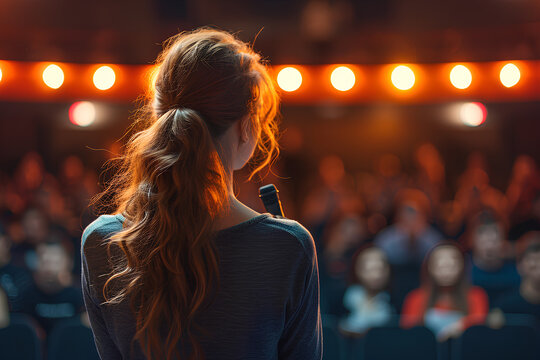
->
[[401, 242, 489, 341], [375, 189, 442, 311], [470, 211, 521, 307], [339, 246, 394, 334], [22, 241, 84, 335], [0, 227, 34, 312], [495, 241, 540, 325]]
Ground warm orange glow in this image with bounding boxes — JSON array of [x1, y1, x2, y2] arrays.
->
[[460, 102, 486, 127], [391, 65, 415, 90], [69, 101, 96, 127], [93, 66, 116, 90], [450, 65, 472, 89], [277, 67, 302, 92], [500, 63, 520, 88], [0, 67, 2, 83], [330, 66, 355, 91], [42, 64, 64, 89]]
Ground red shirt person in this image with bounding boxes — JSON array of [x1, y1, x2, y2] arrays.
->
[[401, 242, 489, 341]]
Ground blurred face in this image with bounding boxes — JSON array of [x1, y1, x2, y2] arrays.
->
[[428, 245, 464, 287], [473, 224, 503, 263], [34, 244, 72, 291], [356, 248, 390, 292], [519, 251, 540, 285], [338, 215, 364, 247], [22, 209, 49, 243]]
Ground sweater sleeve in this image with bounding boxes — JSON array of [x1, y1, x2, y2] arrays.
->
[[81, 222, 123, 360], [277, 226, 323, 360], [400, 288, 426, 328], [462, 286, 489, 328]]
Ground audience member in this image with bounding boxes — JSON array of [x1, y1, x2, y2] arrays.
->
[[375, 189, 442, 311], [469, 210, 520, 307], [339, 246, 394, 334], [0, 226, 33, 312], [401, 242, 489, 341], [495, 241, 540, 325], [23, 241, 84, 335]]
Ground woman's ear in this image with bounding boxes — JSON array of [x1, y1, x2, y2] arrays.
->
[[239, 115, 250, 144]]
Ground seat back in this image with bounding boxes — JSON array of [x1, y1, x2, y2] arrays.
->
[[452, 325, 539, 360], [363, 326, 437, 360], [47, 319, 100, 360], [0, 314, 42, 360]]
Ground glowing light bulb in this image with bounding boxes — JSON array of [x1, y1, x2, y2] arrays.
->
[[277, 67, 302, 92], [69, 101, 96, 127], [42, 64, 64, 89], [450, 65, 472, 89], [460, 102, 486, 127], [93, 66, 116, 90], [330, 66, 355, 91], [500, 63, 520, 88], [391, 65, 415, 90]]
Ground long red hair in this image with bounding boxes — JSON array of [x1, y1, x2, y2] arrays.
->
[[91, 28, 280, 359]]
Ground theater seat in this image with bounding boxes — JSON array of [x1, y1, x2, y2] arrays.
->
[[0, 313, 42, 360], [452, 325, 539, 360], [47, 318, 100, 360], [363, 326, 437, 360]]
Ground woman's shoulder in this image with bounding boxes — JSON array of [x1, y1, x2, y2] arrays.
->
[[82, 214, 124, 249], [254, 215, 317, 260]]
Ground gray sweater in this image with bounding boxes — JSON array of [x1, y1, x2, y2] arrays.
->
[[81, 213, 322, 359]]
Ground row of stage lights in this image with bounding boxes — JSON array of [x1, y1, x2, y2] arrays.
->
[[0, 64, 117, 90], [0, 61, 528, 129], [0, 62, 522, 92], [277, 63, 521, 92]]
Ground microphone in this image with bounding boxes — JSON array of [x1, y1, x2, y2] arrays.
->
[[258, 184, 285, 218]]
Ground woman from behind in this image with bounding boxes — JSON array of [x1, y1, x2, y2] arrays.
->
[[81, 28, 322, 360]]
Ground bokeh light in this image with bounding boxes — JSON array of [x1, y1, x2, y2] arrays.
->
[[391, 65, 415, 90], [460, 102, 486, 127], [93, 66, 116, 90], [450, 65, 472, 89], [69, 101, 96, 127], [42, 64, 64, 89], [330, 66, 355, 91], [276, 67, 302, 92], [499, 63, 520, 88]]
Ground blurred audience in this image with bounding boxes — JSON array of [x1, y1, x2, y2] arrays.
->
[[339, 246, 394, 335], [0, 145, 537, 347], [401, 243, 489, 341]]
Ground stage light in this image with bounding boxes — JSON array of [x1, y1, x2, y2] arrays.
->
[[69, 101, 96, 127], [330, 66, 355, 91], [391, 65, 415, 90], [42, 64, 64, 89], [93, 66, 116, 90], [277, 67, 302, 92], [450, 65, 472, 89], [0, 67, 2, 83], [500, 63, 520, 88], [460, 102, 486, 127]]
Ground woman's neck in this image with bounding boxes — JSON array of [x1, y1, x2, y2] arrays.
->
[[212, 195, 261, 232]]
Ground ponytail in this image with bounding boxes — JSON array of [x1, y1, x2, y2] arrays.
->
[[91, 28, 280, 360]]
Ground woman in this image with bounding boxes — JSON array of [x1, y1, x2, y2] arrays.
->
[[339, 245, 394, 335], [401, 242, 488, 341], [81, 28, 322, 360]]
